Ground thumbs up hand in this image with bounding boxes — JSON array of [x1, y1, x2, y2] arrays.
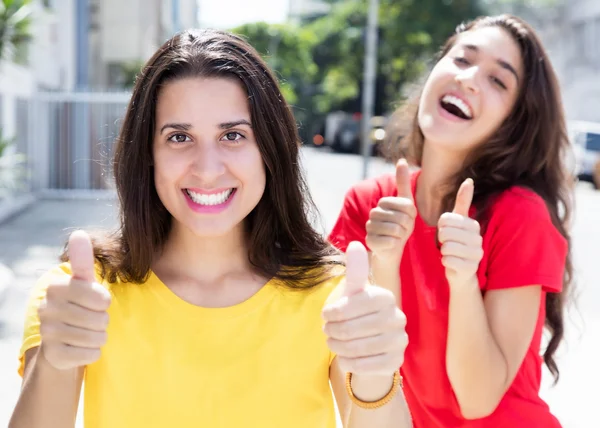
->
[[322, 242, 408, 375], [366, 159, 416, 264], [437, 178, 484, 290], [38, 230, 112, 370]]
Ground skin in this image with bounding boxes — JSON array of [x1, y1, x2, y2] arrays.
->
[[10, 77, 412, 428], [368, 26, 545, 419]]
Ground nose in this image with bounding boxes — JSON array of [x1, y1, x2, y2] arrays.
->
[[455, 66, 480, 94], [190, 141, 227, 184]]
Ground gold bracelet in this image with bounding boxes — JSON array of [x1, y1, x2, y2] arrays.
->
[[345, 371, 403, 409]]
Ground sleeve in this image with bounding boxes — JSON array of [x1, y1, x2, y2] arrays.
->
[[484, 192, 568, 293], [18, 263, 73, 377], [328, 186, 370, 252]]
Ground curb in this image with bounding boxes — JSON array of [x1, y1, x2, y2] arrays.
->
[[0, 193, 36, 226]]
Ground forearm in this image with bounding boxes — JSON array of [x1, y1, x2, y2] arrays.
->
[[446, 281, 508, 419], [9, 347, 82, 428], [371, 255, 402, 308], [347, 375, 412, 428]]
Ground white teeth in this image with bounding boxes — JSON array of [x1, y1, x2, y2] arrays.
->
[[187, 189, 233, 205], [442, 95, 472, 119]]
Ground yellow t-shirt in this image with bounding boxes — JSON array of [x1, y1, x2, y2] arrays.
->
[[19, 263, 343, 428]]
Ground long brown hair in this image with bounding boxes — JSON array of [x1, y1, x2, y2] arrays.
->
[[385, 15, 573, 382], [62, 29, 340, 288]]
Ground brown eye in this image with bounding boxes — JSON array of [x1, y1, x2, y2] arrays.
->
[[168, 133, 190, 143], [491, 76, 507, 90], [454, 57, 470, 66], [222, 132, 243, 142]]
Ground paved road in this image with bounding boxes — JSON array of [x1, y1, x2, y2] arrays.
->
[[0, 147, 598, 426]]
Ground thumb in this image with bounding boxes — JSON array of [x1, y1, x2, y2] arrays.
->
[[342, 241, 370, 297], [452, 178, 474, 217], [396, 159, 412, 201], [68, 230, 96, 283]]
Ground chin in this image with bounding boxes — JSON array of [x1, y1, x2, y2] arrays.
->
[[192, 222, 242, 239], [419, 113, 478, 152], [170, 216, 243, 240]]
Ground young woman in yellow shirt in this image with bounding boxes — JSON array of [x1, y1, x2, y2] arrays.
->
[[9, 29, 412, 428]]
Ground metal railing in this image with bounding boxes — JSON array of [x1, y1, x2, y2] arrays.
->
[[17, 91, 131, 191]]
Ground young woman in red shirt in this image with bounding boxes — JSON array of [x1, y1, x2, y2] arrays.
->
[[329, 14, 572, 428]]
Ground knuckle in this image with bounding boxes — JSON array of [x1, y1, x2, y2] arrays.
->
[[370, 206, 383, 218], [349, 340, 366, 358], [37, 300, 49, 320], [45, 284, 62, 301], [39, 322, 51, 339], [365, 235, 375, 249], [40, 322, 58, 340], [336, 323, 351, 341], [82, 349, 102, 365], [100, 312, 110, 329], [97, 331, 108, 347], [395, 308, 407, 327], [96, 294, 111, 311]]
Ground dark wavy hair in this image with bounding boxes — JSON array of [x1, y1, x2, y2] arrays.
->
[[62, 29, 340, 288], [385, 15, 573, 382]]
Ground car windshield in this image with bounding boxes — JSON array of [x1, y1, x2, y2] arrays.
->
[[586, 133, 600, 152]]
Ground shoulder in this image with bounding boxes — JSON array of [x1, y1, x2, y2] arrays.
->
[[492, 186, 549, 212], [338, 173, 399, 216], [486, 186, 555, 227], [482, 187, 568, 292], [483, 186, 567, 254], [347, 173, 397, 201], [279, 267, 345, 303]]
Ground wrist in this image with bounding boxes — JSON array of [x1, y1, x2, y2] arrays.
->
[[349, 372, 399, 402], [372, 252, 402, 269], [449, 275, 480, 295]]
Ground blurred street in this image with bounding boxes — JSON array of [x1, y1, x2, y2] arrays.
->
[[0, 147, 599, 427]]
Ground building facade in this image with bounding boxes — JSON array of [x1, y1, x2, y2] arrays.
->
[[521, 0, 600, 123], [88, 0, 198, 89]]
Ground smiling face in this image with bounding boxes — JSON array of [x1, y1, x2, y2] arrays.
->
[[152, 77, 266, 238], [418, 26, 524, 155]]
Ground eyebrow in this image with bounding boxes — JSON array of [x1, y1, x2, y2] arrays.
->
[[463, 44, 520, 84], [159, 119, 252, 135], [219, 119, 252, 130]]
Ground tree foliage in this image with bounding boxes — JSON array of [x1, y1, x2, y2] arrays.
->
[[231, 21, 319, 106], [0, 0, 32, 63], [308, 0, 484, 114], [231, 0, 487, 134]]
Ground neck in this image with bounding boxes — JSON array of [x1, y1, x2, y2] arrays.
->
[[155, 221, 252, 283], [416, 141, 464, 224]]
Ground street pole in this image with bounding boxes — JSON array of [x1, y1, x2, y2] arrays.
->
[[172, 0, 181, 33], [360, 0, 379, 179], [74, 0, 90, 189]]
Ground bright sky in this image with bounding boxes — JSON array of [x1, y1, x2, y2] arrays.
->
[[197, 0, 290, 29]]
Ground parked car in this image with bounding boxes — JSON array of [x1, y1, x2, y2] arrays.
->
[[569, 120, 600, 189], [329, 114, 387, 155]]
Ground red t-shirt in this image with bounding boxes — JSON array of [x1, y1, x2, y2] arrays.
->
[[328, 170, 567, 428]]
